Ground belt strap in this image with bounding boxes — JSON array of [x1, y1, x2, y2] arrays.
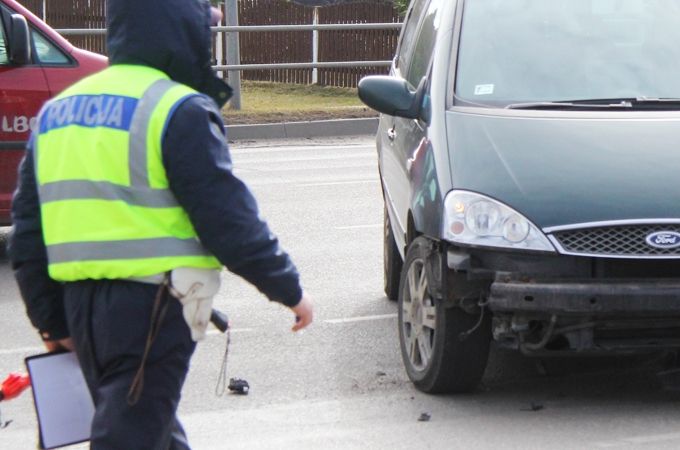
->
[[127, 274, 170, 405], [127, 273, 166, 285]]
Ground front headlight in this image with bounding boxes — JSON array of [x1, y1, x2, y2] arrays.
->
[[442, 190, 555, 252]]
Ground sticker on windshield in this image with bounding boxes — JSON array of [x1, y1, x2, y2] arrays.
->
[[474, 84, 495, 96]]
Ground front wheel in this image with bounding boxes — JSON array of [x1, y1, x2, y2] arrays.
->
[[398, 237, 491, 393]]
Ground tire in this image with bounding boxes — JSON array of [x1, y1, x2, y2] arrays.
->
[[398, 236, 491, 393], [384, 206, 402, 301], [0, 229, 7, 260]]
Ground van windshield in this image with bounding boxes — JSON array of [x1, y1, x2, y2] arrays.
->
[[455, 0, 680, 107]]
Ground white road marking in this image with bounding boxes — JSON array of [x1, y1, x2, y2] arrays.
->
[[234, 162, 375, 176], [596, 432, 680, 448], [334, 224, 382, 230], [206, 327, 256, 336], [235, 153, 374, 165], [626, 432, 680, 444], [0, 329, 256, 355], [0, 345, 43, 356], [325, 313, 397, 324], [298, 180, 379, 187], [231, 144, 374, 154]]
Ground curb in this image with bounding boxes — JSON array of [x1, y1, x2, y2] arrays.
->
[[227, 117, 379, 141]]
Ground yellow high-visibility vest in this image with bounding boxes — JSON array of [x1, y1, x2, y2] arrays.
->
[[35, 64, 220, 281]]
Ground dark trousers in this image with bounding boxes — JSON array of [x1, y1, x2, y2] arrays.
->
[[63, 280, 196, 450]]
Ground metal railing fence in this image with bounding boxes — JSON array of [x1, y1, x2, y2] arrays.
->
[[55, 21, 402, 109], [55, 23, 402, 71]]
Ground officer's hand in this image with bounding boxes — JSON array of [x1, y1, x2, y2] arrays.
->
[[291, 294, 313, 332], [210, 6, 223, 25], [44, 337, 74, 353]]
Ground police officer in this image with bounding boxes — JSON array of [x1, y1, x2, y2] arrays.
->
[[8, 0, 313, 448]]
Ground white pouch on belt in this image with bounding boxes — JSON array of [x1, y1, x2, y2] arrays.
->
[[169, 267, 221, 341]]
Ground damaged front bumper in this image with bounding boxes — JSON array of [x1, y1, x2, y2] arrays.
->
[[490, 277, 680, 315], [488, 277, 680, 355], [444, 245, 680, 354]]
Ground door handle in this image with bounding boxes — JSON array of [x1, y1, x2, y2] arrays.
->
[[387, 127, 396, 141]]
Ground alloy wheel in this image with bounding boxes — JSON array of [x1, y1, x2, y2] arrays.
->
[[401, 259, 437, 371]]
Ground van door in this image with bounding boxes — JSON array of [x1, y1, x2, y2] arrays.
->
[[382, 0, 441, 247], [380, 0, 431, 248], [0, 5, 50, 224], [32, 25, 81, 95]]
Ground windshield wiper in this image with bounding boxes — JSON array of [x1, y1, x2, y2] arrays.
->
[[506, 99, 632, 110], [506, 97, 680, 110], [631, 96, 680, 106]]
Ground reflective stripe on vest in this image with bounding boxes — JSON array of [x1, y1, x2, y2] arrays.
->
[[48, 238, 211, 263], [38, 80, 178, 208], [35, 66, 220, 281], [38, 180, 178, 208], [129, 80, 175, 187]]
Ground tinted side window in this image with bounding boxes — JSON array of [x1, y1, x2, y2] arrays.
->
[[0, 5, 70, 66], [405, 1, 441, 87], [0, 8, 8, 64], [396, 0, 430, 72], [32, 31, 69, 65]]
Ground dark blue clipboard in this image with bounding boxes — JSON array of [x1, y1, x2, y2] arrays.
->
[[24, 351, 94, 449]]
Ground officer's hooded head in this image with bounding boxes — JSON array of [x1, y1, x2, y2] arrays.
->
[[106, 0, 232, 107]]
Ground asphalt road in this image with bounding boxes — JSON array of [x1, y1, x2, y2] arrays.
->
[[1, 136, 680, 449]]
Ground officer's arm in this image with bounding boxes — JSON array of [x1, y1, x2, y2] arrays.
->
[[8, 140, 70, 342], [162, 96, 303, 307]]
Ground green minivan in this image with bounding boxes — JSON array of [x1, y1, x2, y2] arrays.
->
[[359, 0, 680, 393]]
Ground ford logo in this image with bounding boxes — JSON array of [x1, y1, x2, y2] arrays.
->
[[646, 231, 680, 249]]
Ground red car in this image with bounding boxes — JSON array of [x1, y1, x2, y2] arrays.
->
[[0, 0, 107, 225]]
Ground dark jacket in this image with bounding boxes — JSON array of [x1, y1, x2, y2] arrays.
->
[[9, 0, 302, 341]]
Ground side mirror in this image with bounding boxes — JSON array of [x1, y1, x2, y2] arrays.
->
[[358, 75, 427, 121], [9, 14, 31, 65]]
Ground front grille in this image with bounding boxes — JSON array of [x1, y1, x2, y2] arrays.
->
[[552, 224, 680, 257]]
